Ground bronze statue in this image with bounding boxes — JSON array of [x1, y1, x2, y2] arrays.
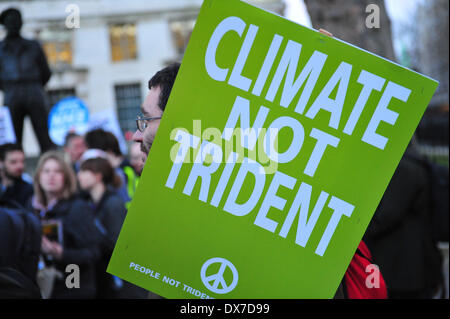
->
[[0, 7, 55, 153]]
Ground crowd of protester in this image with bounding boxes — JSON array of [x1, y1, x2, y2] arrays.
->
[[0, 62, 447, 300], [0, 130, 146, 299]]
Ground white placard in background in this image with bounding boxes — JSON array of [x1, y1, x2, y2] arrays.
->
[[0, 106, 16, 145]]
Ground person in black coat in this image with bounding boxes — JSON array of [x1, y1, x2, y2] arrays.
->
[[32, 151, 101, 299], [0, 8, 55, 153], [364, 143, 444, 298], [0, 143, 33, 205], [78, 156, 148, 298]]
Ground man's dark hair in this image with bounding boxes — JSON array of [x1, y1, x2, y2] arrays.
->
[[63, 132, 81, 147], [0, 8, 21, 25], [84, 129, 122, 156], [148, 62, 180, 111], [0, 143, 23, 161]]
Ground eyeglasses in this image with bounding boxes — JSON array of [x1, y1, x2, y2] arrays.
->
[[136, 115, 162, 132]]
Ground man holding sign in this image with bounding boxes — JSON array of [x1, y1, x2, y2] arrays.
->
[[108, 0, 438, 299], [131, 62, 389, 299]]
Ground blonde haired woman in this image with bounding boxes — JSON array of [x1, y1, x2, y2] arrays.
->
[[32, 151, 101, 299]]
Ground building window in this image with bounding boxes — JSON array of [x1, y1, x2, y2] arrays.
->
[[47, 88, 76, 109], [114, 83, 142, 134], [109, 23, 137, 62], [169, 18, 196, 56], [40, 30, 73, 68]]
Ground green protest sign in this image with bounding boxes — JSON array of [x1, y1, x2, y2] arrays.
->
[[107, 0, 438, 298]]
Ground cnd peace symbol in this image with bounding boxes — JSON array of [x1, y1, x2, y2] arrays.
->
[[200, 257, 239, 294]]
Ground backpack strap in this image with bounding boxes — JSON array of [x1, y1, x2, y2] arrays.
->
[[0, 198, 26, 210]]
